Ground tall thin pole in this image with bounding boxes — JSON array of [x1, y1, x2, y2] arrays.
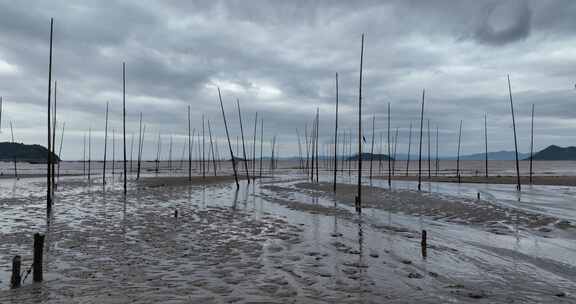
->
[[484, 113, 488, 178], [130, 133, 134, 173], [418, 89, 425, 191], [237, 99, 250, 182], [88, 127, 91, 182], [393, 127, 398, 175], [333, 72, 339, 191], [202, 114, 205, 178], [208, 119, 217, 176], [296, 129, 304, 171], [10, 121, 17, 178], [508, 75, 521, 191], [436, 126, 439, 176], [529, 104, 534, 184], [252, 112, 258, 180], [137, 113, 142, 180], [168, 135, 173, 172], [218, 88, 239, 188], [82, 133, 86, 176], [315, 108, 319, 183], [406, 122, 412, 176], [0, 96, 2, 133], [187, 106, 192, 181], [103, 102, 109, 186], [155, 132, 161, 173], [112, 129, 116, 177], [259, 118, 264, 178], [357, 33, 364, 212], [387, 102, 391, 186], [369, 115, 375, 181], [427, 119, 431, 179], [46, 18, 53, 213], [456, 120, 462, 183], [52, 81, 57, 192], [57, 122, 65, 181], [122, 62, 127, 194]]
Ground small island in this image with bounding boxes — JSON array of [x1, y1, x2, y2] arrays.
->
[[0, 142, 60, 163]]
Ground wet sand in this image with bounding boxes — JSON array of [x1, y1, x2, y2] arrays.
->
[[374, 175, 576, 186], [1, 174, 575, 303]]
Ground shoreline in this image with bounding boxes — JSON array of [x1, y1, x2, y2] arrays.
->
[[372, 174, 576, 186]]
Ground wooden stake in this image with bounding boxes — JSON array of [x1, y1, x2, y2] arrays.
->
[[168, 134, 173, 172], [202, 114, 205, 178], [33, 233, 44, 282], [436, 125, 439, 176], [10, 255, 21, 288], [508, 75, 521, 191], [218, 88, 239, 188], [52, 81, 57, 193], [418, 89, 425, 191], [155, 132, 161, 174], [393, 127, 398, 175], [112, 128, 116, 177], [130, 133, 134, 173], [88, 127, 91, 182], [315, 108, 319, 183]]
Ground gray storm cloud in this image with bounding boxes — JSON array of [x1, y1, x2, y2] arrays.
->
[[473, 0, 532, 46]]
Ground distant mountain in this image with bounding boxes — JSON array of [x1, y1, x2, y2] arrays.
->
[[0, 142, 60, 163], [347, 153, 393, 161], [454, 151, 530, 161], [528, 145, 576, 160]]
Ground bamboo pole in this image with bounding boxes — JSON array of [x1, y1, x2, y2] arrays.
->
[[46, 18, 54, 213], [456, 120, 462, 183], [392, 127, 398, 175], [356, 33, 364, 213], [484, 113, 488, 178], [187, 106, 191, 181], [427, 119, 431, 179], [417, 89, 425, 191], [315, 108, 319, 183], [508, 75, 521, 191], [57, 122, 64, 182], [0, 96, 2, 133], [252, 112, 258, 179], [208, 119, 217, 176], [112, 128, 116, 177], [387, 102, 391, 186], [436, 125, 439, 176], [297, 128, 304, 171], [369, 115, 375, 181], [83, 133, 86, 176], [122, 62, 127, 194], [406, 122, 412, 176], [237, 99, 250, 182], [259, 118, 264, 178], [378, 131, 383, 175], [529, 104, 534, 184], [155, 132, 161, 174], [168, 134, 173, 172], [333, 72, 339, 191], [52, 81, 57, 193], [88, 127, 92, 182], [137, 113, 143, 180], [103, 102, 109, 186], [218, 88, 239, 188], [130, 133, 134, 173], [10, 121, 17, 178], [202, 114, 205, 178]]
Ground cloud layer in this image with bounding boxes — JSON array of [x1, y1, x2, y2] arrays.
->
[[0, 0, 575, 160]]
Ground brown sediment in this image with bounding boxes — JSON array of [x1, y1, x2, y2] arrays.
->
[[294, 182, 575, 234], [374, 175, 576, 187]]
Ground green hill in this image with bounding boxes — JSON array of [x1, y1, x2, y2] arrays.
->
[[0, 142, 60, 163]]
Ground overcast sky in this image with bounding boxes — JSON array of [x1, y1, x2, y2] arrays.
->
[[0, 0, 575, 160]]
